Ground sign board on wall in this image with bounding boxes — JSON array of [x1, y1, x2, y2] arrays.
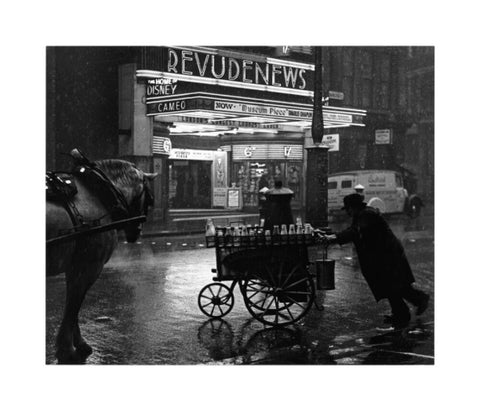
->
[[227, 188, 241, 209], [152, 136, 172, 156], [328, 90, 344, 100], [322, 134, 339, 152], [213, 188, 227, 207], [232, 144, 303, 160], [169, 148, 215, 161], [375, 129, 393, 145]]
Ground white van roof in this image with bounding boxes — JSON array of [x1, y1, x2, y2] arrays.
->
[[328, 169, 401, 177]]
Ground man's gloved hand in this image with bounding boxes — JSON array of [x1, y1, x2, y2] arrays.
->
[[320, 234, 336, 245]]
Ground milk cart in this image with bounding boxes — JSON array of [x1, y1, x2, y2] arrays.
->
[[198, 228, 334, 327]]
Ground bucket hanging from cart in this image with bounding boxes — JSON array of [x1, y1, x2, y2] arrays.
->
[[316, 245, 335, 290]]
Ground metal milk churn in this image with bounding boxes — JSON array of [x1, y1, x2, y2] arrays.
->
[[264, 180, 294, 232]]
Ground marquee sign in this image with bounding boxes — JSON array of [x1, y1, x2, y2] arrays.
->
[[233, 144, 304, 160], [166, 47, 313, 90], [213, 100, 312, 120], [146, 77, 178, 97], [146, 95, 313, 120], [137, 46, 315, 98]]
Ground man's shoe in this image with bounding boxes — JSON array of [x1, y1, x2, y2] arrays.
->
[[384, 314, 410, 328], [416, 294, 430, 316]]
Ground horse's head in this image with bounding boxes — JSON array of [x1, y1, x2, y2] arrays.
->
[[95, 160, 158, 243], [124, 170, 157, 242]]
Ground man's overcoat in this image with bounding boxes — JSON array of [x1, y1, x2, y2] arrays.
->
[[335, 206, 415, 301]]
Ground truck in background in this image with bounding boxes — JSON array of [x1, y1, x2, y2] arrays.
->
[[328, 170, 423, 217]]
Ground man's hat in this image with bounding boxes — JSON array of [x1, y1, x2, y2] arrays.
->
[[342, 193, 366, 210]]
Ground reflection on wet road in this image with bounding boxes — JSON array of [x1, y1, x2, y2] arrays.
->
[[46, 214, 434, 364]]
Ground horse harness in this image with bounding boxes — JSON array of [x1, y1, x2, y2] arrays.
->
[[46, 163, 153, 236]]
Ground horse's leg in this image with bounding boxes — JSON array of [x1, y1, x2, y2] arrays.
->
[[55, 261, 103, 363], [55, 267, 85, 363], [73, 322, 93, 358], [72, 264, 104, 359]]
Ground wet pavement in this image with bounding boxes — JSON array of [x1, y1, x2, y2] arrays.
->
[[46, 214, 434, 365]]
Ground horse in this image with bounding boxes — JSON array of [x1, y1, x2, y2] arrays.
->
[[46, 156, 157, 364]]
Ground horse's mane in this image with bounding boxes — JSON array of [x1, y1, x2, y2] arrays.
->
[[93, 159, 142, 199]]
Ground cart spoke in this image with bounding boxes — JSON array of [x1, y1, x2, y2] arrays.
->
[[277, 259, 285, 287], [282, 276, 310, 291], [265, 265, 277, 287], [283, 293, 308, 309], [276, 308, 294, 322], [275, 296, 283, 324], [258, 297, 275, 317], [220, 295, 232, 305], [279, 264, 301, 288]]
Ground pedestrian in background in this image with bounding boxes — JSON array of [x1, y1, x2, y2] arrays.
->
[[321, 193, 429, 329], [354, 184, 365, 199]]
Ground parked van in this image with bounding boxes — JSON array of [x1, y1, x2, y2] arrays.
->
[[328, 170, 423, 217]]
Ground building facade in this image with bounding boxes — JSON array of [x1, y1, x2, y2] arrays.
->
[[46, 46, 433, 226]]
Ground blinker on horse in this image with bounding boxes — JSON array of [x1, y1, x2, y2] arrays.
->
[[46, 150, 157, 364]]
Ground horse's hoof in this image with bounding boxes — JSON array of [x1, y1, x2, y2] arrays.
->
[[56, 348, 86, 364], [76, 343, 93, 359]]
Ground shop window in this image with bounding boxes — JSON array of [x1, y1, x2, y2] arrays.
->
[[233, 160, 303, 209], [169, 160, 212, 209]]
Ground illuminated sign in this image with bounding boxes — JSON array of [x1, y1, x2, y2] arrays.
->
[[324, 112, 352, 123], [147, 98, 189, 115], [233, 144, 303, 160], [214, 100, 312, 120], [146, 77, 178, 97], [152, 136, 172, 156], [167, 47, 312, 91], [137, 47, 315, 97], [244, 146, 256, 157], [169, 148, 215, 161]]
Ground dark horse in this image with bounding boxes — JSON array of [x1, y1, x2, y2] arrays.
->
[[46, 156, 157, 363]]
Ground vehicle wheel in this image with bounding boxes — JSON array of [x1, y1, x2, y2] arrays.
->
[[240, 260, 315, 327], [367, 197, 386, 213], [198, 283, 234, 318]]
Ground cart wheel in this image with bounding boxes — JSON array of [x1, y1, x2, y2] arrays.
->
[[198, 283, 234, 318], [240, 262, 315, 327]]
